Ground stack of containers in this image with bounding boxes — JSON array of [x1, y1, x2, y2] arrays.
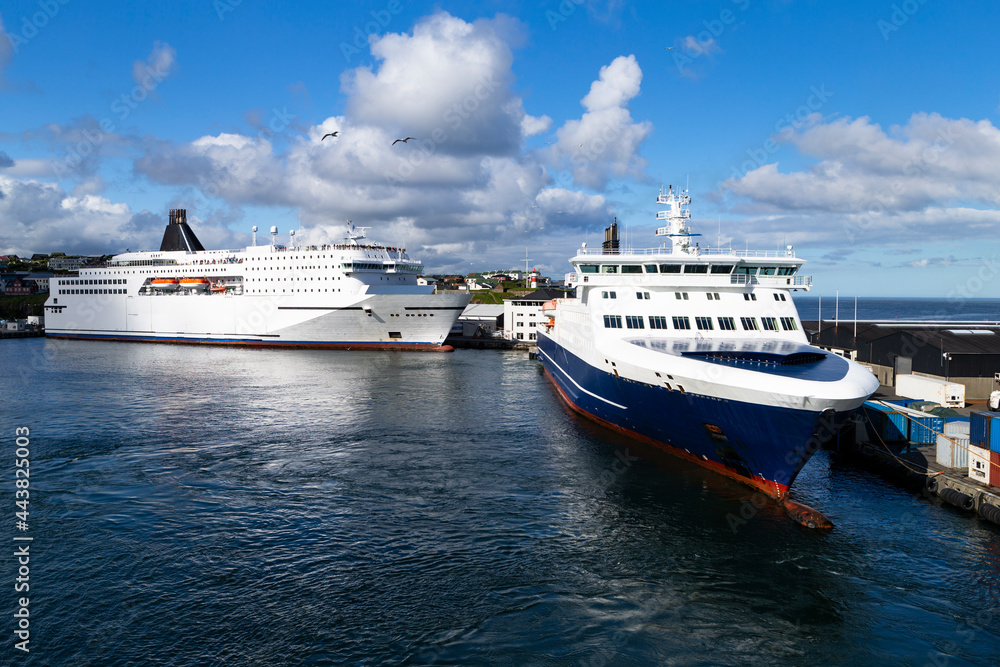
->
[[936, 420, 970, 469], [969, 412, 1000, 487]]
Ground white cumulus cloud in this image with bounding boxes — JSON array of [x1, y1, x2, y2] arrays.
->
[[546, 55, 652, 190]]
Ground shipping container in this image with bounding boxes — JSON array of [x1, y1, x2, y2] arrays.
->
[[895, 374, 965, 408], [970, 411, 1000, 452], [936, 433, 970, 469], [992, 450, 1000, 489], [969, 444, 991, 484], [944, 421, 971, 436], [862, 402, 907, 442], [895, 404, 945, 445]]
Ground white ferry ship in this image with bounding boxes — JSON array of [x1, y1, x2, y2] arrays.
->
[[43, 210, 471, 351], [536, 187, 879, 527]]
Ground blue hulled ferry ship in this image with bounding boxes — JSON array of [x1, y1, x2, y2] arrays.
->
[[536, 187, 878, 526]]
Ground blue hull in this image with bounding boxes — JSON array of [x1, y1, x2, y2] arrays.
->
[[537, 334, 840, 498]]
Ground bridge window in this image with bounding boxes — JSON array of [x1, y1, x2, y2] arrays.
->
[[602, 265, 619, 273], [762, 317, 778, 331], [695, 316, 714, 330], [625, 315, 645, 329], [644, 265, 658, 273], [684, 265, 708, 274], [740, 317, 759, 331], [672, 316, 691, 330], [718, 317, 736, 331], [622, 265, 643, 274], [780, 317, 799, 331], [580, 265, 598, 273], [604, 315, 623, 328], [659, 264, 681, 273], [711, 265, 734, 274], [649, 316, 668, 329]]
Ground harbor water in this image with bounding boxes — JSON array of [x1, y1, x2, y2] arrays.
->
[[1, 337, 999, 665]]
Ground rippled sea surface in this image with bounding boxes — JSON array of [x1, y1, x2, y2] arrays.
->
[[1, 339, 999, 665]]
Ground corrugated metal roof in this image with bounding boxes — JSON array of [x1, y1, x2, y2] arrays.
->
[[459, 304, 504, 320]]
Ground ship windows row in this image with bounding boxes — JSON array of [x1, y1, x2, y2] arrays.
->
[[603, 315, 799, 332], [60, 278, 126, 286], [580, 264, 798, 276], [59, 289, 126, 295]]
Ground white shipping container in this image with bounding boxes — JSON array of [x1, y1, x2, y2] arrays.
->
[[895, 374, 965, 408], [936, 433, 970, 469], [969, 444, 991, 484], [944, 421, 971, 436]]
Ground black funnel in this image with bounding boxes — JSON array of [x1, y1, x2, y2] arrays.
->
[[159, 209, 205, 252]]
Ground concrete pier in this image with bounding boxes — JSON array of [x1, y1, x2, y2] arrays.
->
[[835, 388, 1000, 526]]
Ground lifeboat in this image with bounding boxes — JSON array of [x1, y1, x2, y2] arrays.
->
[[150, 278, 180, 291], [180, 277, 209, 292], [209, 282, 228, 293]]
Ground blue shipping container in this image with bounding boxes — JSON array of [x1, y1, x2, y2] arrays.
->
[[971, 412, 993, 450], [863, 402, 907, 442], [906, 411, 945, 445]]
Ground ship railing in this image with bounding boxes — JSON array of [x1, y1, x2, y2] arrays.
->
[[730, 274, 813, 288], [575, 247, 796, 259]]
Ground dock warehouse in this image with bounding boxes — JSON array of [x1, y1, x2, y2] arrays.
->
[[805, 321, 1000, 400]]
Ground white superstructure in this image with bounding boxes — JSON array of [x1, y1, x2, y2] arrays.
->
[[44, 212, 471, 350]]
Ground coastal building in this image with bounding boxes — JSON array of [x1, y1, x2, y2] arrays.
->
[[504, 287, 564, 342], [808, 320, 1000, 399], [48, 256, 86, 271], [1, 277, 39, 295], [455, 304, 504, 337]]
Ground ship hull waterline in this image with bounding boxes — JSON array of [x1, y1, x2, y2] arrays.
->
[[44, 332, 455, 352]]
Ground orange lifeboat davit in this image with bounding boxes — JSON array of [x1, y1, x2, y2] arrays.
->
[[542, 298, 558, 330], [151, 278, 180, 291], [180, 277, 209, 292]]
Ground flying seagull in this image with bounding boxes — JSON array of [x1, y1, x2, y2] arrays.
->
[[321, 131, 339, 140], [392, 137, 416, 145]]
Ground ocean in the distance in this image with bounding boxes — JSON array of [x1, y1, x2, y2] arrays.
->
[[1, 330, 999, 665], [794, 296, 1000, 323]]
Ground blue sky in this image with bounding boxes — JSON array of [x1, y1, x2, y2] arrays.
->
[[2, 0, 1000, 297]]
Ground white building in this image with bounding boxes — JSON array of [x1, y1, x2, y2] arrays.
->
[[503, 288, 564, 342]]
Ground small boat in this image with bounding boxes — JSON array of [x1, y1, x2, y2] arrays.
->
[[150, 278, 180, 291], [209, 282, 227, 293], [180, 277, 209, 292]]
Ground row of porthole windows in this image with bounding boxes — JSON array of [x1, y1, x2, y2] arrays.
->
[[249, 276, 342, 281], [603, 290, 785, 302], [59, 279, 126, 285], [248, 289, 343, 293], [604, 315, 799, 332]]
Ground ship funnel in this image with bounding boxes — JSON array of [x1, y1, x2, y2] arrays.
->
[[159, 209, 206, 252], [602, 218, 619, 254]]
